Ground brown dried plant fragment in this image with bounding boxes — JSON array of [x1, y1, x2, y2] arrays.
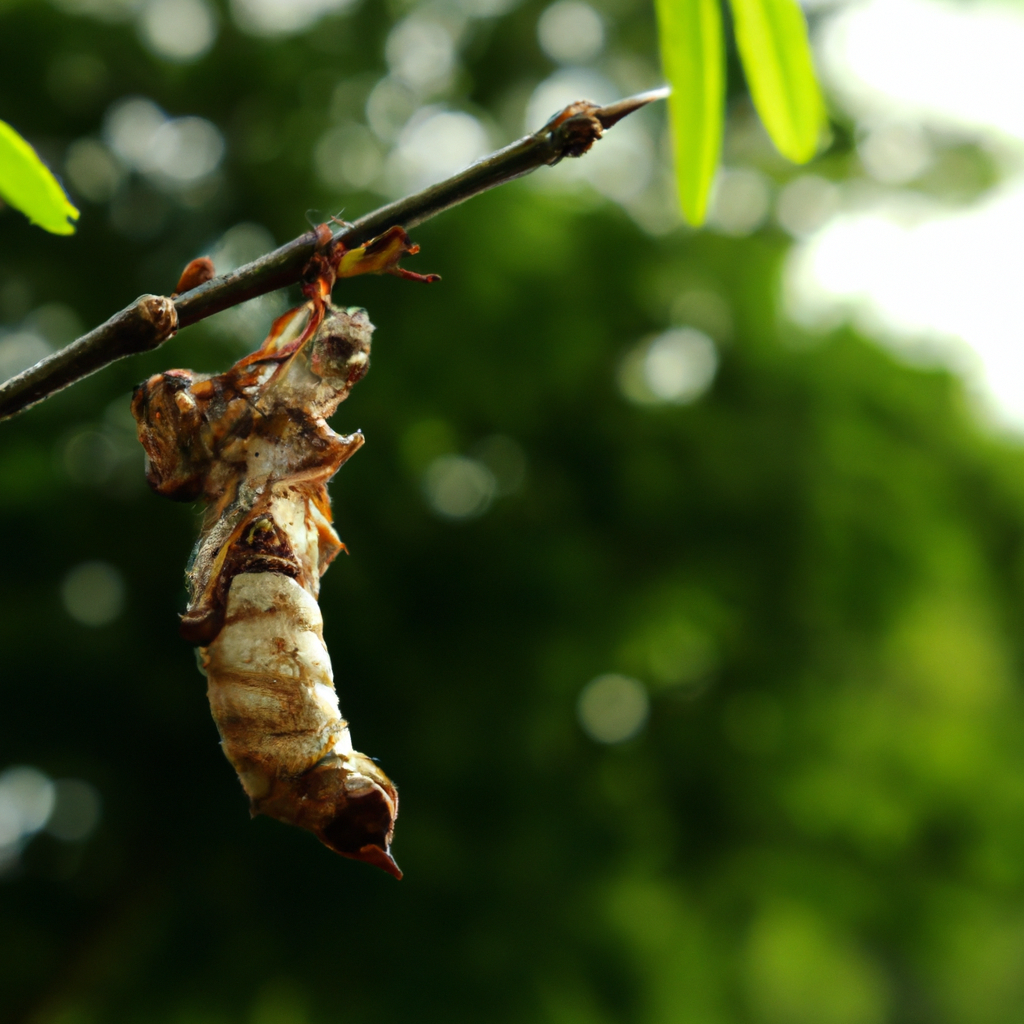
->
[[174, 256, 216, 296]]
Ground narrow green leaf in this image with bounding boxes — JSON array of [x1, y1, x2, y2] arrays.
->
[[0, 119, 79, 235], [655, 0, 725, 226], [728, 0, 825, 163]]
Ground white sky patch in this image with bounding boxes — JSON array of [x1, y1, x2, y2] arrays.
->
[[786, 0, 1024, 432], [817, 0, 1024, 149]]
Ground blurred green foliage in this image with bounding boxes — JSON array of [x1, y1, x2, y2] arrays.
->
[[2, 2, 1024, 1024]]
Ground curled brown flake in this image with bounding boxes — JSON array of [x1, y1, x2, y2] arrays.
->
[[174, 257, 216, 296]]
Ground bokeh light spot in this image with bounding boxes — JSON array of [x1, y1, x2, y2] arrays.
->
[[204, 224, 287, 345], [709, 167, 772, 236], [207, 222, 274, 273], [0, 304, 82, 386], [147, 116, 224, 183], [230, 0, 355, 37], [65, 138, 125, 203], [537, 1, 604, 65], [619, 328, 718, 406], [0, 331, 50, 385], [386, 109, 489, 196], [0, 767, 101, 872], [138, 0, 217, 62], [366, 76, 418, 144], [423, 455, 496, 519], [577, 674, 649, 744], [61, 561, 125, 627], [776, 175, 841, 238], [27, 304, 83, 346], [0, 767, 55, 849], [386, 17, 456, 95], [104, 96, 167, 167], [103, 97, 224, 190], [63, 429, 118, 485], [315, 123, 383, 191], [857, 122, 934, 185]]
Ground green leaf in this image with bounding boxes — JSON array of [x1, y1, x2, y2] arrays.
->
[[655, 0, 725, 226], [728, 0, 826, 163], [0, 119, 79, 235]]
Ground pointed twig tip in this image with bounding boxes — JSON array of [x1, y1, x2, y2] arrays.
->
[[596, 86, 671, 129]]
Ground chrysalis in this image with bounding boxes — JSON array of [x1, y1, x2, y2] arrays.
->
[[132, 227, 437, 878]]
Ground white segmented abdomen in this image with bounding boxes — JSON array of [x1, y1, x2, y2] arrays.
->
[[203, 571, 352, 801]]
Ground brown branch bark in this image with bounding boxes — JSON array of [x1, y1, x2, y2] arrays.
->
[[0, 87, 667, 423]]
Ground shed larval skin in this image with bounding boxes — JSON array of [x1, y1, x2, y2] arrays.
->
[[131, 227, 436, 879]]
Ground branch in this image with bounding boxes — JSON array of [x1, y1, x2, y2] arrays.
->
[[0, 87, 668, 423]]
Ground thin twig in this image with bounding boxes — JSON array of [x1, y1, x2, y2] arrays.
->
[[0, 87, 668, 423]]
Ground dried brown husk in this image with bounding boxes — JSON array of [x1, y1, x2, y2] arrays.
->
[[131, 228, 435, 877]]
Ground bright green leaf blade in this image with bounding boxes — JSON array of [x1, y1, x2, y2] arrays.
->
[[0, 119, 79, 235], [728, 0, 825, 163], [655, 0, 725, 226]]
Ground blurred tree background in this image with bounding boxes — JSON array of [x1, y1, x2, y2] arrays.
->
[[4, 0, 1024, 1022]]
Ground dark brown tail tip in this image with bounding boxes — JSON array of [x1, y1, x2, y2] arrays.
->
[[352, 843, 403, 879], [317, 786, 400, 877]]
